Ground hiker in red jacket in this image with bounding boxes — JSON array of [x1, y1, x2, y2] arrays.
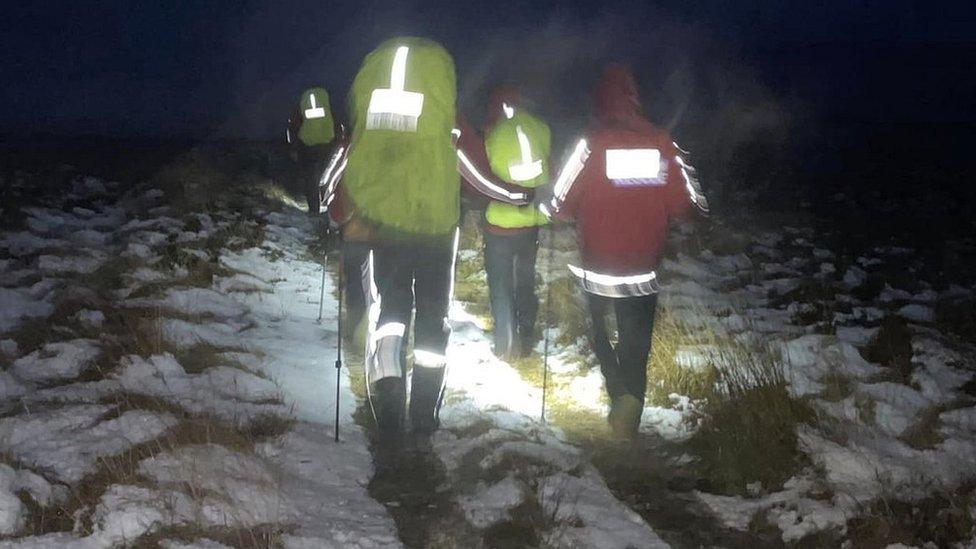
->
[[542, 63, 708, 439]]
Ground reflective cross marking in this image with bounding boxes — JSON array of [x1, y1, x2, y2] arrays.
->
[[508, 124, 543, 181], [366, 46, 425, 131], [304, 94, 327, 119]]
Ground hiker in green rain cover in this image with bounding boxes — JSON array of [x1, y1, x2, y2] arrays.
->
[[286, 87, 342, 214], [320, 37, 532, 439]]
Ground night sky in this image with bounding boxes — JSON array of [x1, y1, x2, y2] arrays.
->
[[2, 0, 973, 141]]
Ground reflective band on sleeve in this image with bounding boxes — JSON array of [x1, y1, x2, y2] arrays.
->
[[366, 46, 425, 132], [567, 264, 661, 297], [508, 124, 543, 182], [675, 154, 709, 213], [605, 149, 661, 183], [414, 349, 447, 368], [319, 145, 346, 189], [458, 150, 528, 202], [304, 94, 326, 119], [553, 138, 590, 202]]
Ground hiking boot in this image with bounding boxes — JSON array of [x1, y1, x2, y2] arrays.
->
[[371, 377, 405, 438], [608, 394, 643, 440], [409, 366, 446, 434]]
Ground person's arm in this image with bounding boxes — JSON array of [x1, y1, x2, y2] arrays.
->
[[320, 142, 349, 208], [670, 142, 709, 216], [541, 137, 591, 220], [455, 124, 532, 206]]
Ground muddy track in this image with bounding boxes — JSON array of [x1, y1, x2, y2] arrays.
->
[[582, 436, 782, 548], [355, 405, 488, 548]]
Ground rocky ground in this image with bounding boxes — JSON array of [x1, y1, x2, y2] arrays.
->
[[1, 160, 975, 548]]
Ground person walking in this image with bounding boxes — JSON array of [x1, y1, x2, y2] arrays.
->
[[541, 63, 708, 439], [480, 97, 551, 360], [322, 37, 531, 438], [286, 86, 341, 214]]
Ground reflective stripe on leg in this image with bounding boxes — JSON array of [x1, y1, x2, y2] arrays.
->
[[367, 322, 406, 382], [413, 348, 447, 369]]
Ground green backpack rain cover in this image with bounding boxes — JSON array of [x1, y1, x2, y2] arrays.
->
[[344, 37, 459, 237], [297, 87, 335, 146], [484, 111, 550, 228]]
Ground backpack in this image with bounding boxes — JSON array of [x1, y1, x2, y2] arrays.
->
[[343, 37, 459, 237], [484, 110, 551, 228], [297, 87, 336, 146]]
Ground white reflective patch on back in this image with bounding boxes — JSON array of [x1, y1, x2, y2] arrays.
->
[[508, 124, 543, 181], [605, 149, 662, 185], [304, 94, 326, 119], [509, 160, 543, 182], [366, 46, 425, 132]]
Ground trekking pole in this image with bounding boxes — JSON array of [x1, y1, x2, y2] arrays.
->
[[334, 257, 343, 442], [317, 250, 328, 322], [541, 224, 556, 424]]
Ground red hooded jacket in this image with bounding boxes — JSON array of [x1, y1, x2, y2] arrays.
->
[[549, 65, 705, 291]]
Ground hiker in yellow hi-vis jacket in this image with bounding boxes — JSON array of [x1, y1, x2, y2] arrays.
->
[[286, 86, 341, 214], [481, 91, 551, 360]]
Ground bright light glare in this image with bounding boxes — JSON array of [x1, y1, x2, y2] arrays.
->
[[605, 148, 660, 180], [304, 94, 326, 119]]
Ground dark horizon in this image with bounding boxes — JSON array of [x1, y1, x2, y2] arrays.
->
[[2, 1, 974, 142]]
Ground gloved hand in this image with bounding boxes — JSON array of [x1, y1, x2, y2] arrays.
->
[[532, 184, 555, 217]]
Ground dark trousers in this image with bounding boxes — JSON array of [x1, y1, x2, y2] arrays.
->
[[341, 239, 370, 332], [294, 145, 328, 214], [586, 293, 659, 403], [370, 234, 455, 376], [484, 229, 540, 358]]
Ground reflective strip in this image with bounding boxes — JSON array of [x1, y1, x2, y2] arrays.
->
[[458, 150, 528, 202], [567, 264, 661, 298], [365, 254, 404, 382], [605, 148, 661, 181], [553, 138, 590, 201], [304, 94, 326, 119], [502, 102, 515, 119], [414, 349, 447, 368], [448, 227, 460, 303], [323, 156, 348, 207], [675, 154, 709, 213], [390, 46, 408, 90], [508, 124, 543, 182], [286, 128, 291, 144], [366, 46, 424, 131], [319, 145, 346, 189], [372, 321, 405, 343]]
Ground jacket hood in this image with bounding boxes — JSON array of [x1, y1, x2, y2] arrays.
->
[[591, 64, 653, 133], [485, 85, 522, 130]]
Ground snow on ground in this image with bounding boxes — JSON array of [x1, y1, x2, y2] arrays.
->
[[432, 305, 671, 547], [648, 221, 976, 544], [2, 172, 973, 546], [0, 181, 398, 547]]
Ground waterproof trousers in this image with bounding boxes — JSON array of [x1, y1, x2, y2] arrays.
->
[[586, 292, 659, 404], [365, 231, 457, 434], [484, 228, 540, 359]]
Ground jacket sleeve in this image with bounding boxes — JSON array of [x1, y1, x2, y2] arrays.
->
[[669, 142, 709, 217], [287, 107, 304, 144], [455, 118, 532, 206], [544, 137, 591, 221], [320, 140, 349, 207]]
